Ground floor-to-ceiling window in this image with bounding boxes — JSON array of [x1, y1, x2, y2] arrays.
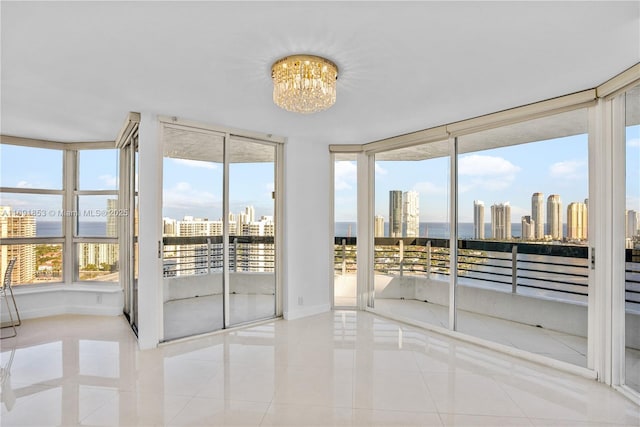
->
[[455, 108, 590, 367], [333, 153, 358, 308], [371, 140, 451, 329], [227, 136, 277, 326], [623, 84, 640, 392], [161, 125, 225, 340], [159, 120, 282, 341]]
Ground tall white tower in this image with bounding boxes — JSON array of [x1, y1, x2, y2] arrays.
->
[[531, 192, 544, 239], [567, 202, 588, 240], [403, 191, 419, 237], [474, 200, 485, 239], [547, 194, 562, 240], [389, 191, 403, 238], [491, 202, 511, 240]]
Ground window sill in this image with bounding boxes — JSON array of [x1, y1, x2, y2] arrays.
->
[[11, 283, 122, 295]]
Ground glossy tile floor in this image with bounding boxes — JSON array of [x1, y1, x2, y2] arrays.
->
[[1, 312, 639, 426], [374, 299, 589, 366]]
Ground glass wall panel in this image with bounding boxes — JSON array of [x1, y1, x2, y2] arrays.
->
[[76, 243, 119, 282], [76, 195, 120, 237], [373, 140, 450, 329], [161, 126, 224, 340], [456, 109, 589, 367], [1, 243, 63, 284], [624, 85, 640, 392], [0, 145, 63, 189], [228, 138, 276, 326], [78, 149, 119, 190], [334, 153, 358, 307], [0, 193, 63, 236]]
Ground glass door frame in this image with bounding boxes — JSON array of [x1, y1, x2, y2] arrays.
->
[[116, 112, 140, 335], [607, 73, 640, 403], [158, 116, 284, 340]]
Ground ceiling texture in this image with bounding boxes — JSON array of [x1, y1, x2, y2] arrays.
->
[[1, 1, 639, 145]]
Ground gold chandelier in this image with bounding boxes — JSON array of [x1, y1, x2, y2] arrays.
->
[[271, 55, 338, 114]]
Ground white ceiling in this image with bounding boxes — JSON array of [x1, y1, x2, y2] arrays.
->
[[2, 1, 639, 145]]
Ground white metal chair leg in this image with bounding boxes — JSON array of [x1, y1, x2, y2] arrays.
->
[[1, 288, 17, 339], [1, 258, 19, 337]]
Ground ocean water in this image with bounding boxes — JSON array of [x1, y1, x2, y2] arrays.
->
[[335, 222, 569, 239], [37, 221, 106, 237]]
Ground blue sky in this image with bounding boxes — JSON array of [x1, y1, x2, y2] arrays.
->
[[162, 159, 274, 221]]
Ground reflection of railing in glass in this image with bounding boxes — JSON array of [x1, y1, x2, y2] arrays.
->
[[334, 237, 640, 306], [162, 235, 275, 277]]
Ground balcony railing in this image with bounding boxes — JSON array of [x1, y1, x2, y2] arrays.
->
[[163, 235, 274, 277], [334, 237, 640, 305]]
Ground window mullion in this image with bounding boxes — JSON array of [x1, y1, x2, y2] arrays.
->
[[63, 149, 77, 283]]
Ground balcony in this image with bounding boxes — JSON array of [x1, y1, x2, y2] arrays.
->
[[334, 237, 640, 380], [161, 235, 276, 340]]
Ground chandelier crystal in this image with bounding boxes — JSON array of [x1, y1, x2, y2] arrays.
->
[[271, 55, 338, 114]]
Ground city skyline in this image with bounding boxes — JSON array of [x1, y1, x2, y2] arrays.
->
[[335, 127, 640, 223]]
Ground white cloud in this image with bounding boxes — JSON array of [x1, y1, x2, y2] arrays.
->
[[549, 159, 586, 180], [172, 158, 217, 169], [334, 161, 357, 191], [99, 174, 117, 187], [627, 137, 640, 148], [413, 181, 447, 195], [163, 182, 217, 210], [375, 163, 387, 175], [16, 180, 33, 188], [458, 155, 520, 191], [458, 155, 520, 177]]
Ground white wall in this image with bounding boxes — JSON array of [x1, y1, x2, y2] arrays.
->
[[283, 138, 332, 320], [1, 285, 123, 325]]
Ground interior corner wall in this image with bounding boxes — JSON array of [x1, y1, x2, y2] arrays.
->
[[283, 138, 332, 320]]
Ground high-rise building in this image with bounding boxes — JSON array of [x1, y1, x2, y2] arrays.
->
[[531, 192, 544, 240], [389, 191, 403, 238], [106, 198, 118, 238], [491, 202, 511, 240], [163, 217, 177, 236], [374, 215, 385, 237], [0, 206, 37, 284], [627, 210, 639, 238], [78, 199, 119, 274], [473, 200, 485, 239], [403, 191, 419, 237], [521, 215, 535, 240], [567, 202, 588, 240], [546, 194, 562, 240]]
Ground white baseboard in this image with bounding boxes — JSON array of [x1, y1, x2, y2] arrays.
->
[[284, 303, 330, 320]]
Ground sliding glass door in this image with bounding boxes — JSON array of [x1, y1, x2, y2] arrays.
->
[[160, 121, 281, 341], [228, 137, 277, 326], [623, 85, 640, 392], [161, 125, 225, 340]]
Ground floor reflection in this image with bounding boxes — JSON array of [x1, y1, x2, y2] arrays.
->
[[0, 312, 638, 426]]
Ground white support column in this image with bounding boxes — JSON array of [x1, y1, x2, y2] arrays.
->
[[137, 113, 162, 349], [590, 97, 616, 383], [610, 94, 628, 387], [63, 150, 76, 283], [357, 153, 374, 309]]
